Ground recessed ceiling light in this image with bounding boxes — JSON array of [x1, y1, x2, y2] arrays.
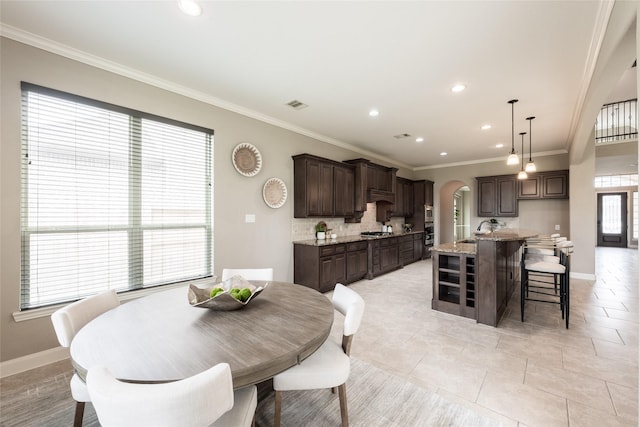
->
[[369, 109, 379, 117], [451, 84, 466, 93], [440, 152, 447, 156], [481, 124, 492, 130], [416, 137, 424, 143], [495, 143, 504, 148], [178, 0, 202, 16]]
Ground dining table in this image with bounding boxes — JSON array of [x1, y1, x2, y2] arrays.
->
[[70, 280, 335, 388]]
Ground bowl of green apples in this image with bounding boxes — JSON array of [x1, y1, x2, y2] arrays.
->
[[188, 275, 268, 311]]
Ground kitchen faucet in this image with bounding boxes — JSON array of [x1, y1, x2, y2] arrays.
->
[[477, 220, 492, 231]]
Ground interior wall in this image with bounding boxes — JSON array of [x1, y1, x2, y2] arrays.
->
[[568, 2, 638, 279], [0, 38, 415, 362]]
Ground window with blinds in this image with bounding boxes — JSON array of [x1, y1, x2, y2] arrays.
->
[[20, 82, 214, 310]]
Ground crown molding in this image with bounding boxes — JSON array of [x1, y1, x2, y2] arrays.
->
[[414, 149, 568, 171]]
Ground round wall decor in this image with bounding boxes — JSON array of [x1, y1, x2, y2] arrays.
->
[[263, 177, 287, 209], [232, 142, 262, 177]]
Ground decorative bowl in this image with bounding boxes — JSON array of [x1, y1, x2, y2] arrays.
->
[[188, 275, 268, 311]]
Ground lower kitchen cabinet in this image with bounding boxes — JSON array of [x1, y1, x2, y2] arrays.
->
[[346, 241, 368, 283], [295, 233, 423, 292], [399, 232, 424, 265], [432, 251, 477, 319], [294, 241, 366, 292], [367, 237, 400, 279]]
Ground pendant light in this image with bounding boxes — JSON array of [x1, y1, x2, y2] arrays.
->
[[507, 99, 519, 165], [518, 132, 528, 179], [525, 116, 537, 172]]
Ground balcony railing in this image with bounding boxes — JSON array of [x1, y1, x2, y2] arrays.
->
[[595, 98, 638, 143]]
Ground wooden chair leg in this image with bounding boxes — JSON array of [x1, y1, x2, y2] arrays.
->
[[73, 401, 85, 427], [274, 390, 282, 427], [337, 383, 349, 427]]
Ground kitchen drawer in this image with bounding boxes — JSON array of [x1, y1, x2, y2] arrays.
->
[[380, 237, 398, 247], [346, 241, 368, 252], [319, 244, 345, 257]]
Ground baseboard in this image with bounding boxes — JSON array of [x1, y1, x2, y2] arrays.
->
[[0, 346, 69, 378], [571, 271, 596, 281]]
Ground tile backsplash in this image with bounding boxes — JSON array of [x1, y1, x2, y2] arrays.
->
[[291, 203, 406, 241]]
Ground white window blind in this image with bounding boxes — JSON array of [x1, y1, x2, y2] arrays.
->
[[20, 82, 213, 309]]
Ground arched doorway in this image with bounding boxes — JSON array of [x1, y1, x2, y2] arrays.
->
[[439, 180, 472, 243]]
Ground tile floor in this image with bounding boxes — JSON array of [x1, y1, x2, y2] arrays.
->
[[336, 246, 638, 427]]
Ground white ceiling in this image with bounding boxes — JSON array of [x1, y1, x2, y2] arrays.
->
[[0, 1, 634, 170]]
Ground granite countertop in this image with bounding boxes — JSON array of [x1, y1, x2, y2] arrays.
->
[[430, 242, 477, 255], [293, 230, 424, 247], [473, 228, 539, 241], [430, 229, 540, 255]]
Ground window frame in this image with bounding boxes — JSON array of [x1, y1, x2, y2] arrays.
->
[[20, 82, 215, 310]]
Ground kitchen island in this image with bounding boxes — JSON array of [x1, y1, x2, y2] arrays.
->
[[431, 229, 538, 327]]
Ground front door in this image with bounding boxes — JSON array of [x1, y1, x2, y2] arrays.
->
[[597, 192, 628, 247]]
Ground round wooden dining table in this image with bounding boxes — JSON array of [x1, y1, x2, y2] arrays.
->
[[70, 281, 334, 388]]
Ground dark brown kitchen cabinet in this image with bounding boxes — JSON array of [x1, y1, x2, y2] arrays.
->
[[399, 232, 425, 265], [345, 241, 368, 282], [413, 232, 424, 261], [432, 251, 477, 320], [294, 243, 346, 293], [294, 241, 369, 293], [542, 170, 569, 198], [366, 237, 400, 278], [320, 250, 346, 293], [476, 175, 518, 217], [518, 176, 541, 199], [334, 165, 355, 217], [425, 180, 434, 206], [517, 170, 569, 200], [293, 154, 354, 218], [393, 178, 414, 217]]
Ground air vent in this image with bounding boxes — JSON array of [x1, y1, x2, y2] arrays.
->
[[286, 100, 308, 110], [393, 133, 412, 139]]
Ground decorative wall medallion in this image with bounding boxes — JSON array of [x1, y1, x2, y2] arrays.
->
[[232, 142, 262, 177], [263, 177, 287, 209]]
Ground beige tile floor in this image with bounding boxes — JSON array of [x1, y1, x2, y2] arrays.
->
[[338, 246, 638, 427]]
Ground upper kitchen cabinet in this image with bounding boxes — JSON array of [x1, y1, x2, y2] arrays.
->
[[393, 177, 414, 217], [541, 170, 569, 199], [425, 179, 434, 206], [517, 170, 569, 200], [476, 175, 518, 217], [344, 158, 397, 223], [293, 154, 355, 218]]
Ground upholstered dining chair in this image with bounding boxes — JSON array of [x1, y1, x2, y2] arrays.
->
[[272, 283, 365, 427], [221, 268, 274, 281], [87, 363, 257, 427], [50, 289, 120, 427]]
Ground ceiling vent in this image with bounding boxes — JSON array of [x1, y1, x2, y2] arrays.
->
[[286, 100, 308, 110], [393, 133, 412, 139]]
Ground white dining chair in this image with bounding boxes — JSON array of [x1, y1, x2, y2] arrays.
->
[[272, 283, 365, 427], [221, 268, 274, 281], [87, 362, 257, 427], [50, 289, 120, 427]]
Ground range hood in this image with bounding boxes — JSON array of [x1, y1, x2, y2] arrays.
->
[[367, 189, 395, 204]]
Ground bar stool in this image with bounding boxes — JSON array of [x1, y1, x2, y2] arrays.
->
[[520, 236, 572, 328]]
